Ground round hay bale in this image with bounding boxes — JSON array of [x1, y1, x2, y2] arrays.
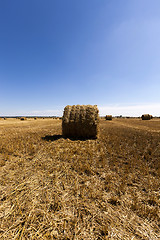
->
[[141, 114, 152, 120], [62, 105, 99, 139], [105, 115, 112, 120], [20, 117, 27, 121]]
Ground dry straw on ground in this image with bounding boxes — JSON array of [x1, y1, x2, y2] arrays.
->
[[105, 115, 112, 120], [0, 118, 160, 239], [142, 114, 152, 120], [62, 105, 99, 139]]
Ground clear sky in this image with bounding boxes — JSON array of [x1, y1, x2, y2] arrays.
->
[[0, 0, 160, 116]]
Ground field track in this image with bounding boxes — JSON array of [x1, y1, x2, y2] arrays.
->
[[111, 118, 160, 133]]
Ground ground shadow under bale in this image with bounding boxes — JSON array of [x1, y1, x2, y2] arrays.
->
[[42, 134, 97, 142], [42, 135, 63, 141]]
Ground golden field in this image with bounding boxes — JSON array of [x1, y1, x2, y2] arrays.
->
[[0, 118, 160, 239]]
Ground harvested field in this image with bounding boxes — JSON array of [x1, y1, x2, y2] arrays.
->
[[0, 118, 160, 239]]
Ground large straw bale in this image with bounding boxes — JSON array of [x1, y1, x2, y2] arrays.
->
[[105, 115, 112, 120], [62, 105, 99, 138], [141, 114, 152, 120]]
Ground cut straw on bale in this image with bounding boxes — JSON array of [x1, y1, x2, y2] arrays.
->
[[105, 115, 112, 120], [62, 105, 99, 139], [141, 114, 152, 120]]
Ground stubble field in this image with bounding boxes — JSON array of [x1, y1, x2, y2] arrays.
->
[[0, 118, 160, 239]]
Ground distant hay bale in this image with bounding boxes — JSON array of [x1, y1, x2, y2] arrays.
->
[[141, 114, 152, 120], [4, 118, 7, 120], [62, 105, 99, 139], [20, 117, 27, 121], [105, 115, 112, 120]]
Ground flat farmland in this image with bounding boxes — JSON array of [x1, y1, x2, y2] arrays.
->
[[0, 118, 160, 239]]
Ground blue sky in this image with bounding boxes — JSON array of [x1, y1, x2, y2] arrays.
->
[[0, 0, 160, 116]]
